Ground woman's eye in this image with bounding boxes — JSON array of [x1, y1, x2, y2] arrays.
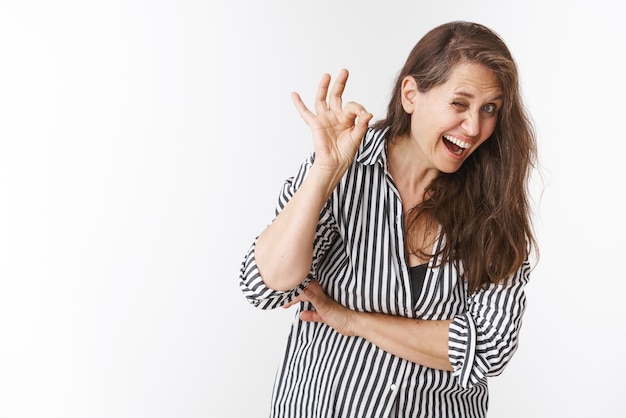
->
[[452, 101, 467, 109], [482, 104, 496, 113]]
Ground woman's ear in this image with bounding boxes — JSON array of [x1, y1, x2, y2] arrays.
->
[[401, 76, 418, 114]]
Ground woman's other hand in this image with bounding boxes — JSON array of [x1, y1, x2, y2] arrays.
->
[[284, 280, 357, 337]]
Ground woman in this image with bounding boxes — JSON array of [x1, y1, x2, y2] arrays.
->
[[239, 21, 537, 417]]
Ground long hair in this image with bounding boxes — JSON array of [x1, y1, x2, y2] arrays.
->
[[372, 21, 538, 293]]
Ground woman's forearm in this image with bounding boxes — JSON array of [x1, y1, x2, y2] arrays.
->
[[299, 281, 454, 371], [255, 165, 344, 291], [354, 312, 454, 371]]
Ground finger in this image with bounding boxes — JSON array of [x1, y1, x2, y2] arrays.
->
[[329, 68, 349, 111], [352, 109, 374, 141], [303, 279, 323, 296], [314, 73, 331, 115], [302, 281, 332, 314], [291, 92, 315, 125], [282, 294, 303, 309], [341, 101, 369, 121], [341, 101, 373, 138]]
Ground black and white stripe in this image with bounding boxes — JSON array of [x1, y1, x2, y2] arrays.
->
[[239, 128, 530, 417]]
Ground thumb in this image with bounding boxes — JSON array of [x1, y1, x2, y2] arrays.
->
[[300, 310, 323, 323]]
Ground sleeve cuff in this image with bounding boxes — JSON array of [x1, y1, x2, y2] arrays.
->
[[448, 312, 490, 389], [239, 239, 309, 310]]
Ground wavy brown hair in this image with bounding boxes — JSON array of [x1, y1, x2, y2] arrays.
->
[[372, 21, 538, 293]]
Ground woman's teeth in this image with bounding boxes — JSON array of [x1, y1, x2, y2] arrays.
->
[[443, 135, 470, 155], [443, 135, 471, 149]]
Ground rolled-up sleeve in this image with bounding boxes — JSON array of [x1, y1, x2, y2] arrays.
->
[[239, 154, 339, 310], [448, 260, 531, 389]]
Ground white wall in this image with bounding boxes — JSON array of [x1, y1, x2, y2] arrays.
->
[[1, 1, 624, 417]]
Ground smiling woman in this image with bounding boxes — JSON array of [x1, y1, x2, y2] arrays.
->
[[393, 62, 502, 173], [239, 21, 537, 417]]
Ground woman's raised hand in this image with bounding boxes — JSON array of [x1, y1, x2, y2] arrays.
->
[[291, 69, 373, 174]]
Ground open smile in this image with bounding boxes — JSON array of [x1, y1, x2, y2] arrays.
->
[[442, 134, 471, 157]]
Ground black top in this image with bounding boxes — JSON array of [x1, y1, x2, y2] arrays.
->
[[409, 263, 428, 306]]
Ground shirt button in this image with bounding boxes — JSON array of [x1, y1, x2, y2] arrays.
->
[[390, 384, 397, 391]]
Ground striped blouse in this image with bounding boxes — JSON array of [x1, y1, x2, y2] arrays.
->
[[239, 127, 530, 417]]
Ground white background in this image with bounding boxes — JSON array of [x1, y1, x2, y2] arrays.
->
[[1, 1, 625, 417]]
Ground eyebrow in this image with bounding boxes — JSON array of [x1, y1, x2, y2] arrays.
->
[[455, 91, 503, 102]]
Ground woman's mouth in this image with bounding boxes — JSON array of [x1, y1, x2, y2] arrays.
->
[[442, 134, 471, 156]]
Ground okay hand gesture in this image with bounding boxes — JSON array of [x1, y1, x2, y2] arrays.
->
[[291, 69, 373, 175]]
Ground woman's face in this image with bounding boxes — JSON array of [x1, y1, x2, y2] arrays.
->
[[402, 62, 502, 173]]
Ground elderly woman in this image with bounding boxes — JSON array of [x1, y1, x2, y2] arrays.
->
[[240, 21, 538, 417]]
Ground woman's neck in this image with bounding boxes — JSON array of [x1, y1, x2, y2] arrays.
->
[[387, 136, 440, 206], [387, 136, 441, 266]]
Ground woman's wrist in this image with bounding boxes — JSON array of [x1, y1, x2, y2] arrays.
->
[[308, 163, 348, 199]]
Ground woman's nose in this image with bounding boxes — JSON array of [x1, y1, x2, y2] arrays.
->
[[461, 112, 480, 137]]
